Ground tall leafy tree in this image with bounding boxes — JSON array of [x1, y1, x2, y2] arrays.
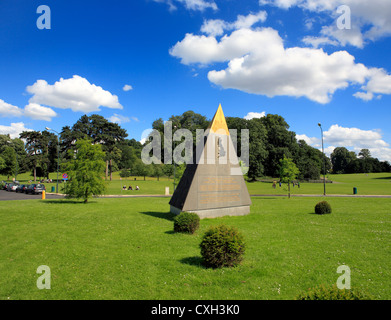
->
[[63, 139, 107, 203], [261, 114, 298, 177], [19, 131, 51, 181], [278, 156, 300, 198], [331, 147, 357, 174], [61, 115, 128, 180]]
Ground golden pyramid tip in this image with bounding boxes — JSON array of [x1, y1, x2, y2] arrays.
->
[[208, 104, 229, 135]]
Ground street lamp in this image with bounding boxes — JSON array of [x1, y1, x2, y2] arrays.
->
[[45, 127, 60, 194], [173, 125, 177, 192], [318, 123, 326, 196]]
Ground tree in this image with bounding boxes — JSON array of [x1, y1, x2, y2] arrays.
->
[[0, 147, 16, 179], [19, 131, 44, 181], [61, 114, 128, 180], [330, 147, 356, 174], [278, 156, 300, 198], [63, 139, 107, 203], [261, 114, 298, 177], [358, 149, 371, 160]]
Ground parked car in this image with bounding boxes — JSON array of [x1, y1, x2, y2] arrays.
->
[[26, 184, 46, 195], [25, 184, 36, 194], [7, 183, 19, 192], [16, 184, 28, 193]]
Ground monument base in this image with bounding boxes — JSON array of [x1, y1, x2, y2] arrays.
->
[[170, 205, 250, 219]]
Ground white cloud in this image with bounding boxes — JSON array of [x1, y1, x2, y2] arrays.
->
[[24, 103, 57, 121], [108, 113, 130, 124], [171, 27, 382, 103], [324, 124, 389, 149], [201, 11, 267, 37], [0, 99, 23, 117], [26, 75, 123, 113], [298, 125, 391, 162], [154, 0, 217, 11], [302, 36, 339, 48], [260, 0, 391, 47], [244, 111, 266, 120], [296, 134, 321, 147], [0, 122, 33, 139], [123, 84, 133, 92]]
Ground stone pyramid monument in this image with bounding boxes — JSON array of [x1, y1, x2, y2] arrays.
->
[[169, 104, 251, 218]]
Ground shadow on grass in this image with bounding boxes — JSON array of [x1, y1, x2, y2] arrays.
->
[[373, 176, 391, 180], [41, 199, 96, 204], [180, 256, 205, 268], [140, 211, 176, 221]]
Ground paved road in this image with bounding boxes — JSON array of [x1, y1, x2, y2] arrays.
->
[[0, 190, 64, 201], [2, 189, 391, 201]]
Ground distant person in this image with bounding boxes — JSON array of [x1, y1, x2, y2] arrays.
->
[[279, 181, 281, 187], [122, 185, 127, 190], [298, 181, 300, 188], [272, 181, 276, 189], [128, 185, 133, 190], [135, 185, 140, 190]]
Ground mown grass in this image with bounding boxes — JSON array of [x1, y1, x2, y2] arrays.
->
[[1, 196, 390, 300]]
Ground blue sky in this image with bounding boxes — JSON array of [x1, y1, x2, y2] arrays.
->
[[1, 0, 391, 161]]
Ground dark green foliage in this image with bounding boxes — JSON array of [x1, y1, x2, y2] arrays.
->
[[173, 211, 200, 234], [315, 201, 332, 214], [200, 225, 245, 268], [295, 284, 372, 300]]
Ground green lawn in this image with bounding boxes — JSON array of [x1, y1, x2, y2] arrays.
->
[[3, 172, 391, 196], [1, 196, 390, 300]]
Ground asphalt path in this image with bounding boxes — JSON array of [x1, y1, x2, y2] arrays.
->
[[1, 189, 390, 201], [0, 190, 64, 201]]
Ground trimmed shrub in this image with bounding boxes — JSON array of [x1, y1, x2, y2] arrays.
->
[[200, 225, 245, 268], [315, 201, 332, 214], [295, 284, 372, 300], [173, 211, 200, 234]]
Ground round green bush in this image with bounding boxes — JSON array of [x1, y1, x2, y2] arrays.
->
[[173, 211, 200, 234], [200, 225, 245, 268], [295, 284, 372, 300], [315, 201, 332, 214]]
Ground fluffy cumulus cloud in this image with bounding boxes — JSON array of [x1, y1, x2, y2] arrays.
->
[[0, 122, 33, 139], [153, 0, 217, 12], [170, 26, 391, 103], [260, 0, 391, 48], [0, 98, 57, 121], [201, 11, 267, 36], [244, 111, 266, 120], [298, 124, 391, 162], [27, 75, 122, 113], [296, 133, 321, 148], [24, 103, 58, 121], [0, 99, 23, 117]]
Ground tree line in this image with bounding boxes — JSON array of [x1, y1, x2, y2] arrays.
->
[[1, 111, 390, 182]]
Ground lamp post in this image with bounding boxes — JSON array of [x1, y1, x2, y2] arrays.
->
[[45, 127, 60, 194], [318, 123, 326, 196], [173, 125, 177, 192]]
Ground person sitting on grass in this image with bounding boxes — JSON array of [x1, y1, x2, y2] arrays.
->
[[128, 185, 133, 190], [122, 185, 127, 190], [135, 185, 139, 190]]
